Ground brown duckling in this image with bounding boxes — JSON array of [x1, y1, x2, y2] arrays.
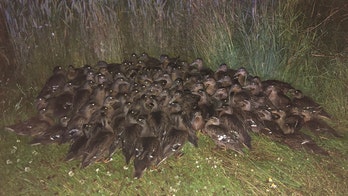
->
[[264, 85, 291, 110], [65, 124, 92, 161], [214, 63, 229, 80], [65, 102, 98, 141], [212, 87, 229, 101], [203, 77, 218, 96], [270, 109, 293, 134], [68, 64, 93, 87], [121, 122, 143, 165], [217, 75, 233, 88], [90, 83, 108, 106], [261, 79, 295, 94], [282, 132, 329, 156], [133, 137, 161, 178], [38, 65, 67, 99], [203, 116, 246, 154], [217, 105, 251, 148], [46, 82, 75, 118], [5, 107, 54, 136], [159, 126, 189, 166], [138, 52, 161, 67], [290, 89, 332, 120], [155, 73, 173, 89], [29, 116, 70, 145], [81, 121, 115, 168], [233, 67, 250, 87], [301, 108, 342, 138], [72, 80, 95, 114], [191, 111, 205, 131]]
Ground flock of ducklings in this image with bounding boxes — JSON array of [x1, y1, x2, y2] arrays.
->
[[6, 53, 341, 178]]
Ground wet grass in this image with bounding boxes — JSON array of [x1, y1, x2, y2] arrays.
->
[[1, 0, 348, 195]]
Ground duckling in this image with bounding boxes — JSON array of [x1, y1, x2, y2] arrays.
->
[[229, 83, 251, 109], [68, 64, 93, 87], [94, 73, 108, 85], [146, 82, 163, 96], [128, 53, 139, 64], [170, 78, 184, 91], [203, 77, 217, 96], [5, 108, 54, 136], [81, 122, 116, 168], [190, 82, 205, 93], [143, 99, 169, 137], [301, 108, 342, 138], [217, 105, 251, 148], [217, 75, 233, 88], [153, 87, 168, 105], [191, 111, 205, 131], [155, 73, 173, 89], [233, 67, 250, 86], [38, 65, 67, 99], [194, 89, 216, 119], [138, 52, 161, 67], [106, 62, 122, 75], [212, 87, 228, 101], [90, 83, 108, 106], [243, 76, 263, 96], [96, 60, 108, 68], [110, 78, 131, 96], [282, 132, 329, 156], [29, 116, 70, 145], [65, 124, 92, 161], [244, 109, 267, 133], [270, 109, 293, 134], [159, 127, 189, 166], [264, 85, 291, 110], [214, 64, 229, 80], [290, 89, 332, 120], [121, 122, 143, 164], [65, 102, 98, 141], [190, 58, 214, 77], [35, 97, 48, 111], [72, 80, 95, 114], [203, 116, 246, 154], [171, 111, 198, 147], [259, 117, 329, 156], [133, 137, 160, 178], [261, 79, 294, 94], [190, 58, 204, 70], [46, 82, 75, 118]]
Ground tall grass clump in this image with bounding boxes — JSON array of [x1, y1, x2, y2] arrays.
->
[[190, 0, 316, 79], [189, 1, 239, 69]]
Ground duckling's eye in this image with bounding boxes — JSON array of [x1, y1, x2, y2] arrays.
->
[[160, 80, 167, 86], [172, 143, 181, 151], [148, 103, 155, 108], [271, 114, 280, 120]]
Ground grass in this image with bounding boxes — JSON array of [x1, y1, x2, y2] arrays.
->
[[1, 0, 348, 195]]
